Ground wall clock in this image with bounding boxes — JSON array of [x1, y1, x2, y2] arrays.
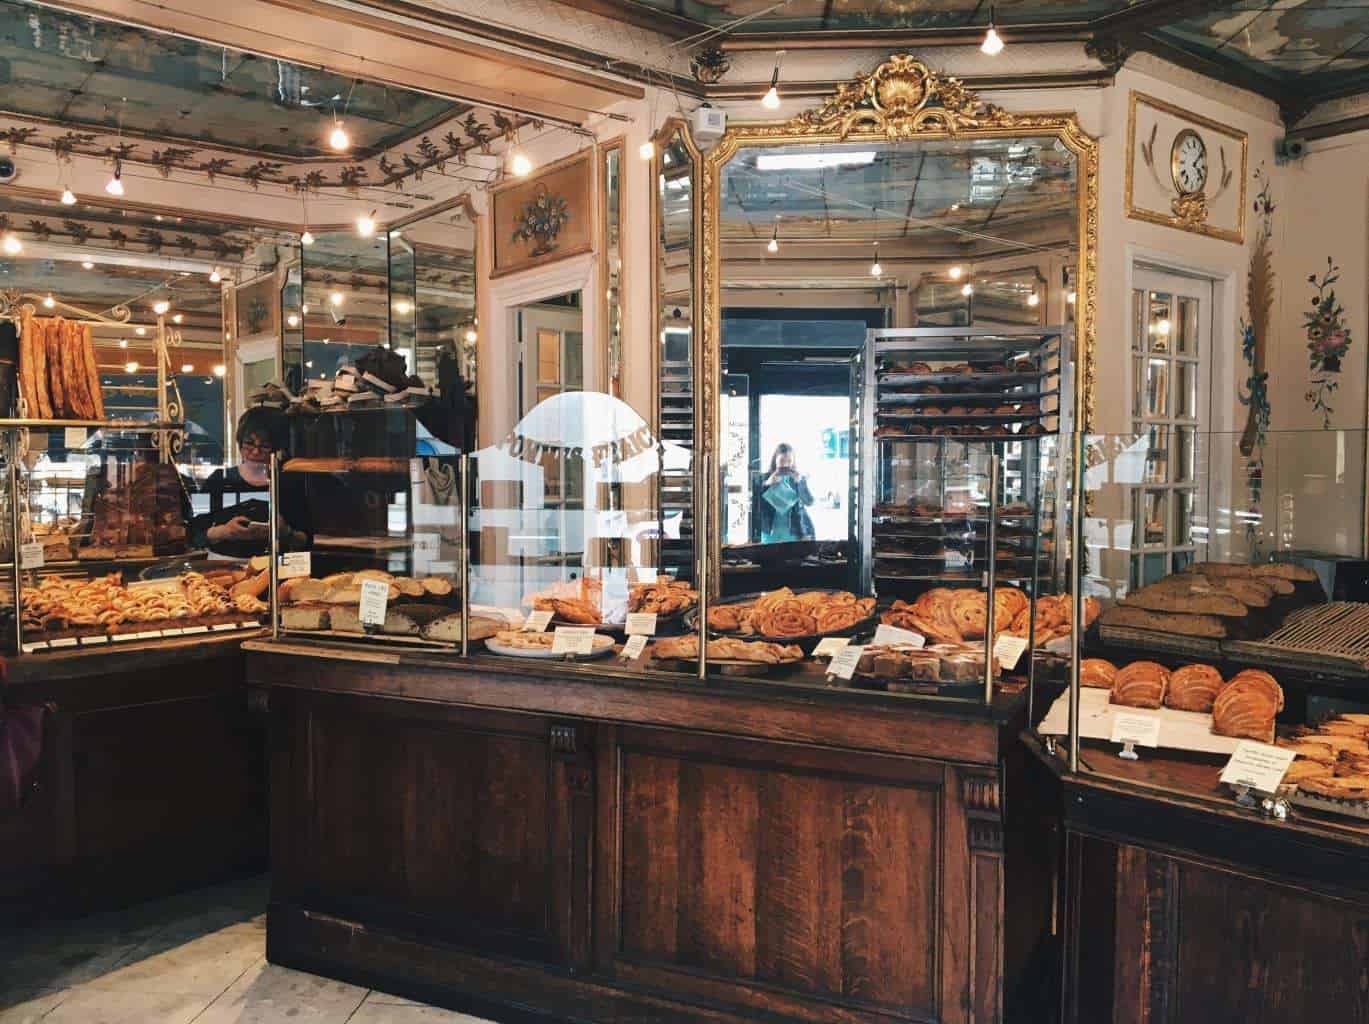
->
[[1171, 128, 1208, 196]]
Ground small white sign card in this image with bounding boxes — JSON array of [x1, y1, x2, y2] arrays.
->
[[1110, 713, 1162, 749], [359, 578, 390, 626], [1220, 741, 1297, 794], [523, 609, 554, 632], [624, 612, 658, 637], [993, 634, 1030, 671], [278, 551, 311, 580], [812, 636, 851, 658], [873, 624, 925, 648], [827, 645, 865, 680], [64, 426, 87, 449], [620, 634, 649, 661], [19, 542, 44, 569], [552, 626, 597, 656]]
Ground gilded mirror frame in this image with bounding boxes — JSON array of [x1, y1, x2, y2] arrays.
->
[[699, 53, 1099, 588]]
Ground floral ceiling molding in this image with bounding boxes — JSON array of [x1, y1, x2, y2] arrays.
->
[[0, 107, 535, 198]]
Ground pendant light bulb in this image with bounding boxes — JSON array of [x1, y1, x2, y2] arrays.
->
[[81, 259, 94, 269], [639, 140, 655, 161], [961, 283, 974, 297], [981, 8, 1005, 55], [869, 242, 882, 278], [42, 293, 55, 309], [330, 290, 345, 307], [1027, 293, 1040, 307], [329, 122, 350, 152], [153, 300, 170, 315], [60, 187, 77, 206], [511, 151, 533, 177], [209, 267, 222, 284], [1, 234, 20, 255], [761, 50, 784, 110], [301, 229, 315, 246], [356, 211, 377, 238], [767, 221, 779, 254], [948, 265, 963, 280], [464, 328, 478, 344], [105, 161, 124, 197]]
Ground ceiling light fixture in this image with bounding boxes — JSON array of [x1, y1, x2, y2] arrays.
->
[[42, 294, 55, 309], [510, 149, 533, 178], [1066, 290, 1077, 305], [81, 259, 94, 269], [961, 283, 974, 297], [209, 267, 222, 283], [329, 291, 345, 307], [301, 229, 315, 246], [180, 363, 194, 374], [464, 327, 478, 343], [301, 303, 310, 315], [761, 50, 785, 110], [1027, 293, 1040, 307], [172, 313, 183, 324], [639, 139, 655, 161], [870, 241, 882, 278], [356, 211, 377, 238], [105, 161, 125, 197], [153, 300, 170, 315], [948, 265, 963, 280], [60, 187, 76, 206], [1, 234, 20, 255], [212, 364, 226, 378], [131, 330, 142, 339], [767, 220, 780, 254], [286, 314, 300, 328], [124, 361, 139, 373], [394, 300, 412, 315], [981, 6, 1005, 55], [329, 119, 350, 152]]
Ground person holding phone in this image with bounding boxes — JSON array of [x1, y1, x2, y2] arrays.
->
[[758, 443, 816, 544]]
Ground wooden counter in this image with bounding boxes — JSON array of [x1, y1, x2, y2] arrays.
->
[[1032, 736, 1369, 1023], [248, 639, 1056, 1024], [1, 633, 268, 923]]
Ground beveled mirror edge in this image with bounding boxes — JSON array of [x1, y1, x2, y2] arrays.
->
[[698, 53, 1099, 596]]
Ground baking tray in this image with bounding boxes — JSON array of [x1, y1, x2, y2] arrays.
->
[[1223, 602, 1369, 677]]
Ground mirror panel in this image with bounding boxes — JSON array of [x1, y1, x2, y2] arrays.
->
[[601, 141, 625, 397]]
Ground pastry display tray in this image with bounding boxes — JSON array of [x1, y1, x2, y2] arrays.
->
[[876, 431, 1057, 443], [876, 389, 1058, 405], [876, 370, 1046, 388], [1037, 687, 1241, 756]]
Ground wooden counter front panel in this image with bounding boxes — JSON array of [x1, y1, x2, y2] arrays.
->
[[270, 689, 592, 968], [599, 726, 1000, 1024]]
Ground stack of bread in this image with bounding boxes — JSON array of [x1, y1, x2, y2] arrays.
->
[[1084, 657, 1284, 742], [1099, 561, 1322, 639], [1278, 715, 1369, 800], [278, 569, 480, 640], [17, 311, 105, 420]]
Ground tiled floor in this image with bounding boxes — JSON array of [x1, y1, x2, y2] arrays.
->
[[0, 876, 495, 1023]]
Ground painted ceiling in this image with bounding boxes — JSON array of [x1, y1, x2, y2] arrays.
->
[[625, 0, 1131, 31]]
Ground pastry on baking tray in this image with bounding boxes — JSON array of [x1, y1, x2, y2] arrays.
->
[[1277, 737, 1338, 764], [1283, 760, 1334, 786], [628, 578, 697, 616], [1080, 658, 1117, 689], [1110, 661, 1170, 709], [1296, 775, 1369, 800], [1166, 664, 1224, 713]]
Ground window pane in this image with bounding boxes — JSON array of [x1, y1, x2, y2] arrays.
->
[[1132, 355, 1144, 417], [1135, 488, 1168, 547], [537, 328, 560, 385], [1146, 359, 1170, 418], [1132, 289, 1147, 352], [1144, 425, 1170, 483], [1175, 426, 1194, 482], [1176, 296, 1199, 355], [1149, 292, 1173, 353], [1174, 488, 1194, 547], [1176, 360, 1198, 419]]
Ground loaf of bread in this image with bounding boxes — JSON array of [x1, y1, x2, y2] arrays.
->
[[80, 323, 104, 419], [278, 577, 330, 605], [1211, 669, 1283, 743], [28, 317, 52, 418], [46, 318, 68, 417], [1220, 668, 1285, 712], [1110, 661, 1170, 709], [1098, 605, 1228, 638], [281, 605, 330, 630], [1189, 560, 1318, 583], [1121, 583, 1249, 618], [1166, 664, 1224, 712], [1080, 658, 1117, 689], [422, 612, 501, 643]]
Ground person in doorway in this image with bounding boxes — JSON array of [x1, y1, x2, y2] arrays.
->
[[189, 407, 308, 557], [758, 443, 816, 543]]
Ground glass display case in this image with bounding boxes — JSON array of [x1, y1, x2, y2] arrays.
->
[[1038, 428, 1369, 831]]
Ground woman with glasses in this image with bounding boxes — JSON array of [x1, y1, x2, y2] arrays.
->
[[190, 407, 308, 557]]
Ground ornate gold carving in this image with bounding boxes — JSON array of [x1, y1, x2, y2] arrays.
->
[[1170, 190, 1209, 229], [699, 55, 1100, 594]]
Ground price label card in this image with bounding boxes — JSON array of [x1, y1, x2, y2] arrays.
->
[[873, 624, 926, 648], [1220, 741, 1297, 794], [359, 578, 389, 626], [827, 645, 865, 680], [413, 533, 441, 555], [64, 426, 87, 449], [993, 634, 1030, 671], [212, 623, 240, 632], [79, 635, 109, 646], [551, 626, 597, 656], [49, 636, 79, 648], [181, 625, 210, 635], [1109, 713, 1161, 749], [812, 636, 852, 658], [620, 634, 649, 661], [625, 612, 658, 636], [523, 609, 554, 632], [21, 642, 47, 654], [278, 551, 311, 580], [19, 542, 44, 569]]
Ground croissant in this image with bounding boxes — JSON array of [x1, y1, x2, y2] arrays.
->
[[1166, 664, 1224, 713]]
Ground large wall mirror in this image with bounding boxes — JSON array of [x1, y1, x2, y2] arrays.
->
[[700, 55, 1098, 596]]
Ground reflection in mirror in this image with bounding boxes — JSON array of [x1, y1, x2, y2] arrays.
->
[[389, 231, 417, 362], [601, 142, 625, 397], [296, 229, 390, 387], [717, 136, 1078, 598], [655, 122, 697, 584]]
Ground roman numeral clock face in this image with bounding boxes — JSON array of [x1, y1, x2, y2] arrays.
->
[[1171, 130, 1208, 196]]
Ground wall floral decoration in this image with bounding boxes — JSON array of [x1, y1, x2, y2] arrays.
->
[[512, 185, 571, 257], [1303, 257, 1352, 429], [1238, 164, 1275, 559], [491, 149, 592, 278]]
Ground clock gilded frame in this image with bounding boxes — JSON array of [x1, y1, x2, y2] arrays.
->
[[697, 53, 1100, 594], [1126, 91, 1248, 245]]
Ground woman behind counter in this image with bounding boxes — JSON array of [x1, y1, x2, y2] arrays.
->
[[758, 443, 816, 544], [190, 407, 309, 557]]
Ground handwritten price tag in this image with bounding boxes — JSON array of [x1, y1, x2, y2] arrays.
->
[[873, 624, 925, 648], [625, 612, 658, 636], [278, 551, 311, 579], [812, 636, 851, 658], [359, 579, 389, 626], [64, 426, 87, 449], [620, 634, 649, 660], [827, 645, 865, 680], [1220, 741, 1296, 794], [993, 634, 1030, 671], [19, 542, 43, 569], [551, 626, 596, 656], [523, 609, 553, 632], [1109, 713, 1161, 749]]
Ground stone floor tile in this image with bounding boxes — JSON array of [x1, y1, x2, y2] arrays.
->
[[192, 960, 368, 1023], [82, 932, 262, 996], [0, 989, 66, 1024], [38, 988, 205, 1024], [349, 1001, 494, 1024]]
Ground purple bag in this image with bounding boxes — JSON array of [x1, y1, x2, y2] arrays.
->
[[1, 702, 45, 813]]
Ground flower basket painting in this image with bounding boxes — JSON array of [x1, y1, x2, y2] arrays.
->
[[1303, 257, 1353, 428], [492, 151, 592, 278]]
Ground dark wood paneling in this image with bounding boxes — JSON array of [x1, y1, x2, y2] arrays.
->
[[609, 728, 948, 1022]]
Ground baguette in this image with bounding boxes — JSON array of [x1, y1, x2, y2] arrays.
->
[[17, 306, 36, 416], [64, 321, 95, 418], [1098, 604, 1228, 638], [46, 318, 68, 417], [81, 324, 104, 419], [29, 317, 52, 418]]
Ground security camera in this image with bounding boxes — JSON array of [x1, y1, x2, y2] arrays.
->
[[0, 158, 16, 184], [1275, 136, 1306, 165], [329, 307, 347, 327]]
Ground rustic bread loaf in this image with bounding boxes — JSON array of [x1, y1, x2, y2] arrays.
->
[[1166, 664, 1224, 712], [1098, 605, 1228, 638], [1121, 584, 1249, 618], [1110, 661, 1170, 709]]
